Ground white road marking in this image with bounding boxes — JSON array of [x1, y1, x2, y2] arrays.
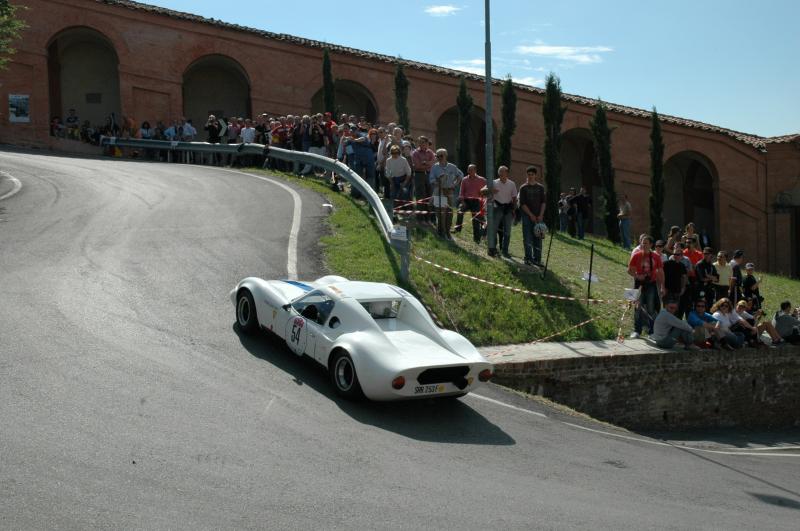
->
[[561, 422, 800, 457], [467, 392, 548, 418], [196, 167, 302, 280], [0, 170, 22, 201], [469, 392, 800, 458], [264, 396, 276, 414]]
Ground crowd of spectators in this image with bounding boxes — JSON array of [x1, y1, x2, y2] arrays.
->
[[627, 225, 800, 349]]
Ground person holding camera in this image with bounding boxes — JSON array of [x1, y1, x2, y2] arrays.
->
[[628, 235, 664, 338]]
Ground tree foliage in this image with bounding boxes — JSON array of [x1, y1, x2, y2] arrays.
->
[[542, 73, 566, 229], [456, 76, 473, 170], [322, 48, 335, 115], [590, 102, 621, 243], [496, 76, 517, 169], [648, 107, 665, 240], [0, 1, 27, 70], [394, 61, 410, 132]]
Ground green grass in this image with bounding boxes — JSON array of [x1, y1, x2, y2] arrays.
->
[[250, 169, 800, 346]]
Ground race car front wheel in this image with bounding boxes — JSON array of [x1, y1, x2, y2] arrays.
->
[[330, 350, 364, 400], [236, 289, 258, 334]]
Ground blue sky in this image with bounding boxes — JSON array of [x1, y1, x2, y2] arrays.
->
[[146, 0, 799, 137]]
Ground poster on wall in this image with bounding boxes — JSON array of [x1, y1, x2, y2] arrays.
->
[[9, 94, 30, 123]]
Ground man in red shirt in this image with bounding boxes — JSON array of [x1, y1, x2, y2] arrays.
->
[[455, 164, 487, 243], [628, 235, 665, 338], [411, 136, 435, 202]]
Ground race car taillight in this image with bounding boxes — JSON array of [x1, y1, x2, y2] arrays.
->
[[478, 369, 493, 382], [392, 376, 406, 389]]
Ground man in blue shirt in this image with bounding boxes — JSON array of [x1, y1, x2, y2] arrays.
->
[[686, 299, 721, 348]]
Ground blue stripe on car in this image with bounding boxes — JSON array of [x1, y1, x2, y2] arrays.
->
[[280, 280, 313, 292]]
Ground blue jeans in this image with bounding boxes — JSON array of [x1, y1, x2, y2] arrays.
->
[[635, 283, 661, 334], [576, 212, 585, 239], [353, 154, 376, 190], [619, 218, 631, 249], [522, 216, 543, 262], [390, 177, 410, 202]]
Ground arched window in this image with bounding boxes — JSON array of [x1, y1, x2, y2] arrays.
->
[[310, 80, 378, 123], [183, 55, 251, 127]]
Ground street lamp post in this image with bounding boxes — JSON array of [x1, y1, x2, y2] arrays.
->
[[484, 0, 494, 249]]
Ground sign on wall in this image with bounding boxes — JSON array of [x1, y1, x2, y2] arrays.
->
[[9, 94, 30, 123]]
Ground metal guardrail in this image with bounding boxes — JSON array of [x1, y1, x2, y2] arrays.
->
[[99, 136, 411, 281]]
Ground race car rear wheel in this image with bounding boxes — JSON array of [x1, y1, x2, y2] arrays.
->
[[330, 350, 364, 400], [236, 289, 258, 334]]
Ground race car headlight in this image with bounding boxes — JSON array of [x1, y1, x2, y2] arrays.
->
[[391, 376, 406, 390], [478, 369, 493, 382]]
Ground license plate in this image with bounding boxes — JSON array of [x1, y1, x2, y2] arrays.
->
[[414, 384, 446, 395]]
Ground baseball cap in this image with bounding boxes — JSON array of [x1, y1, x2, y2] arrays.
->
[[733, 249, 745, 258], [745, 262, 755, 270]]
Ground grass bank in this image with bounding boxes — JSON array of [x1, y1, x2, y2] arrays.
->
[[252, 169, 799, 347]]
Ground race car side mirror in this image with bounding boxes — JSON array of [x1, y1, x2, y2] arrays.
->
[[282, 303, 291, 311]]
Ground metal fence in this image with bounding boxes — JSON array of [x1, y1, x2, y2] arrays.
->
[[99, 137, 411, 281]]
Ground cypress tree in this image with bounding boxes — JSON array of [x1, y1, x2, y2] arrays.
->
[[542, 73, 566, 229], [394, 61, 410, 132], [456, 76, 473, 170], [322, 48, 335, 114], [590, 102, 621, 243], [648, 107, 665, 240], [496, 76, 517, 169], [0, 0, 27, 70]]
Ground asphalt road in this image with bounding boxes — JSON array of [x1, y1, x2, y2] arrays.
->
[[1, 149, 799, 530]]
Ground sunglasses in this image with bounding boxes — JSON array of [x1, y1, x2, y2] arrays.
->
[[437, 155, 445, 159]]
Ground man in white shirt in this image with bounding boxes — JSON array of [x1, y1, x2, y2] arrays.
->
[[428, 148, 463, 238], [486, 165, 517, 257]]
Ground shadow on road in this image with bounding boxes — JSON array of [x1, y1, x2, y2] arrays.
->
[[233, 324, 515, 446], [747, 493, 800, 511]]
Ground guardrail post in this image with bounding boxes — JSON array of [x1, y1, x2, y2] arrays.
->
[[390, 225, 410, 284]]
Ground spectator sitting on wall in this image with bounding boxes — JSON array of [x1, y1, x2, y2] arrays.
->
[[736, 300, 784, 347], [772, 301, 800, 344], [651, 297, 699, 350], [686, 299, 722, 349], [710, 298, 745, 350]]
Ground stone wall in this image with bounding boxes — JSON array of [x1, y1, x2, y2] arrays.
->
[[493, 346, 800, 430]]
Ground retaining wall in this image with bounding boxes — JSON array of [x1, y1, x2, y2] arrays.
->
[[493, 346, 800, 430]]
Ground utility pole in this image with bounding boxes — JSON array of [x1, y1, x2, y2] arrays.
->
[[484, 0, 494, 247]]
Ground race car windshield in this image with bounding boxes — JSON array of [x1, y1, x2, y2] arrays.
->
[[361, 300, 401, 319]]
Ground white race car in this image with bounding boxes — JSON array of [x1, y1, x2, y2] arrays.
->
[[230, 276, 493, 400]]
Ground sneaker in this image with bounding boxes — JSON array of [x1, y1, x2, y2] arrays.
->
[[630, 332, 640, 339], [488, 249, 498, 257]]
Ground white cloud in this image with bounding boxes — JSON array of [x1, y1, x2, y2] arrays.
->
[[515, 44, 613, 64], [514, 76, 544, 87], [424, 5, 461, 16], [443, 63, 486, 76]]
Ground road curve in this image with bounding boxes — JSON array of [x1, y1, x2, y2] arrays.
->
[[1, 150, 798, 530]]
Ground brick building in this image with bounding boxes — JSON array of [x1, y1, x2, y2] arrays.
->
[[1, 0, 799, 276]]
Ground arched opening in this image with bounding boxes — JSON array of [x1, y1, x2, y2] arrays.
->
[[561, 128, 603, 235], [435, 106, 495, 175], [183, 55, 251, 127], [310, 80, 377, 123], [663, 151, 718, 246], [47, 27, 121, 133]]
